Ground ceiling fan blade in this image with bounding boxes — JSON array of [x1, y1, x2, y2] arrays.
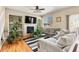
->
[[39, 8, 45, 10]]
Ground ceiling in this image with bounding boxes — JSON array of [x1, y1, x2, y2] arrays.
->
[[5, 6, 69, 16]]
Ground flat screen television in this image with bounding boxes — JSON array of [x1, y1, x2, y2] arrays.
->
[[25, 16, 36, 24]]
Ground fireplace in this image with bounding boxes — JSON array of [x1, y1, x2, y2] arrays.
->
[[27, 26, 34, 33]]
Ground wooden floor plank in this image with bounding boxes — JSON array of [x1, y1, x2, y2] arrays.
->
[[0, 39, 32, 52]]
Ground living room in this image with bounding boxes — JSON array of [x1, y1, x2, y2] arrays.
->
[[0, 6, 79, 52]]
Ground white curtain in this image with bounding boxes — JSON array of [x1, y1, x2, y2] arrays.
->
[[69, 14, 79, 32]]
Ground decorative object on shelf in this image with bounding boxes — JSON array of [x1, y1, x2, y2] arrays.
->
[[56, 17, 61, 22]]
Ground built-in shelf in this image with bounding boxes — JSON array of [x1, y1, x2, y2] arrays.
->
[[9, 15, 23, 36]]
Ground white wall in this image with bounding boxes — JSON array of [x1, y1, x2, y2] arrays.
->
[[0, 7, 5, 48], [43, 7, 79, 29]]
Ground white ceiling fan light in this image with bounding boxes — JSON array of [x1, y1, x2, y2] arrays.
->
[[33, 10, 41, 13]]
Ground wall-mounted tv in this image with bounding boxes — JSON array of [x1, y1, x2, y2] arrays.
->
[[25, 16, 36, 24]]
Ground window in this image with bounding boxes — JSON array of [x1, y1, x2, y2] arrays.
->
[[43, 16, 53, 27]]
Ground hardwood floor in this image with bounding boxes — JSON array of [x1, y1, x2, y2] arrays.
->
[[0, 39, 32, 52]]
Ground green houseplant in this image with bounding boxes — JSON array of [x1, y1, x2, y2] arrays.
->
[[6, 21, 20, 44], [32, 26, 42, 38], [32, 19, 43, 38]]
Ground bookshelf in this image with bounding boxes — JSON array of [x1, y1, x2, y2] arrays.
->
[[9, 15, 23, 37]]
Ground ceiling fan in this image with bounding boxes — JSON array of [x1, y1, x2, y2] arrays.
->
[[31, 6, 45, 13]]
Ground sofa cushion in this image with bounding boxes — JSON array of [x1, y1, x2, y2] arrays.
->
[[58, 29, 69, 36], [53, 29, 69, 39], [46, 37, 57, 43], [56, 33, 77, 49], [38, 39, 63, 52]]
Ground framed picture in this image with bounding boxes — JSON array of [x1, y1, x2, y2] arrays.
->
[[56, 17, 61, 22]]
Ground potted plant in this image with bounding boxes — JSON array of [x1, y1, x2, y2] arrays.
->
[[6, 21, 20, 44], [32, 19, 43, 38], [32, 26, 42, 38]]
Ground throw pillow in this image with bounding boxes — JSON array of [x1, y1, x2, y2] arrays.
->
[[56, 33, 76, 49], [54, 29, 69, 39]]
